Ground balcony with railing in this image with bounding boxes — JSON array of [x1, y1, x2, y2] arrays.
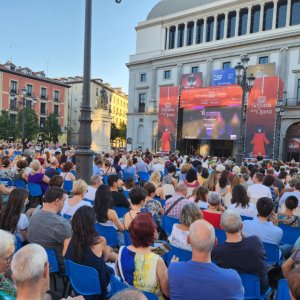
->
[[9, 88, 17, 94], [40, 94, 48, 100], [54, 97, 60, 103], [9, 99, 17, 110]]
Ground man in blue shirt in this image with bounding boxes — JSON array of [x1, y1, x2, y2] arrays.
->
[[93, 159, 103, 176], [169, 220, 244, 300]]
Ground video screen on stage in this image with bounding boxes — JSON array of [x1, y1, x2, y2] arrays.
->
[[182, 106, 241, 140]]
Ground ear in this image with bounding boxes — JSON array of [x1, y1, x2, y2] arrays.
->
[[44, 262, 49, 279], [187, 234, 191, 245], [240, 223, 243, 231]]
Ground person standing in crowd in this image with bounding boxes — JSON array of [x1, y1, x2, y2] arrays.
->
[[108, 175, 130, 208], [168, 219, 244, 300], [212, 210, 268, 294]]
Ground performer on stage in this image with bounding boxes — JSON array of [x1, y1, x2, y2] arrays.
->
[[251, 128, 270, 157], [161, 127, 172, 152]]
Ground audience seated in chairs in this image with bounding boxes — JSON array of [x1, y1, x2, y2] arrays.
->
[[169, 202, 202, 251], [168, 219, 244, 300], [60, 179, 91, 218], [0, 188, 29, 244], [13, 160, 28, 184], [116, 212, 170, 299], [212, 210, 269, 294], [27, 187, 71, 272], [28, 159, 50, 195], [63, 206, 116, 297], [194, 186, 209, 210], [149, 172, 165, 200], [94, 185, 125, 231], [143, 183, 163, 220], [85, 175, 102, 202], [277, 195, 300, 227], [0, 230, 16, 298], [108, 175, 130, 208]]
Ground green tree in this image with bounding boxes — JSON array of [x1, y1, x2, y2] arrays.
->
[[17, 107, 39, 140], [118, 122, 127, 139], [110, 123, 119, 141], [44, 113, 62, 142], [0, 110, 17, 140]]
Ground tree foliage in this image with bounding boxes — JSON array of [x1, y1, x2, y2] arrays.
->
[[0, 110, 16, 140], [44, 113, 62, 142], [110, 122, 127, 141], [17, 108, 39, 140]]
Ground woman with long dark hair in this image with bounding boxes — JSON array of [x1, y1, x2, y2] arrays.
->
[[63, 206, 115, 299], [94, 185, 124, 231], [227, 184, 257, 218], [216, 170, 231, 197], [0, 188, 29, 243]]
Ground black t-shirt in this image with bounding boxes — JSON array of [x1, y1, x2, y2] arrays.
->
[[45, 167, 59, 179], [212, 235, 268, 294], [111, 191, 130, 208]]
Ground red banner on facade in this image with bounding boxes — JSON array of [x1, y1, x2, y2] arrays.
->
[[180, 85, 243, 109], [158, 86, 179, 152], [245, 76, 283, 159], [181, 73, 203, 90]]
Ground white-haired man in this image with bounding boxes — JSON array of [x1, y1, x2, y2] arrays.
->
[[168, 220, 244, 300], [212, 210, 268, 295], [85, 175, 102, 202]]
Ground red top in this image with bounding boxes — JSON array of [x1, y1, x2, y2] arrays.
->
[[184, 180, 200, 188], [202, 210, 222, 229]]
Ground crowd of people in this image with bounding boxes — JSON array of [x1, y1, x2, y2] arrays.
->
[[0, 142, 299, 299]]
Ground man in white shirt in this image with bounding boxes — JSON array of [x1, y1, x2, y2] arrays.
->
[[85, 175, 102, 202], [279, 181, 300, 208], [247, 172, 272, 201]]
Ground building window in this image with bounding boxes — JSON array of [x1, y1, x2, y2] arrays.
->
[[26, 100, 32, 108], [206, 17, 214, 42], [10, 97, 17, 110], [140, 73, 147, 82], [239, 9, 248, 36], [217, 14, 225, 40], [177, 24, 185, 47], [223, 62, 231, 69], [291, 0, 300, 25], [259, 56, 269, 64], [227, 11, 236, 38], [164, 70, 171, 80], [196, 19, 204, 44], [10, 114, 16, 125], [26, 84, 33, 97], [54, 90, 60, 102], [250, 5, 261, 33], [263, 2, 274, 31], [40, 103, 46, 114], [169, 26, 176, 49], [138, 93, 146, 113], [191, 66, 199, 74], [41, 87, 47, 99], [186, 22, 194, 46], [10, 81, 17, 93], [297, 79, 300, 102], [54, 105, 59, 116], [40, 117, 46, 129], [277, 0, 287, 28]]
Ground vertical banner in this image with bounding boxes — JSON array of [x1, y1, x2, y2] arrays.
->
[[245, 76, 283, 159], [181, 73, 203, 90], [158, 86, 179, 153]]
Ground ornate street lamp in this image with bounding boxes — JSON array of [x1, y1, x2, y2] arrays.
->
[[76, 0, 122, 183], [234, 54, 255, 166]]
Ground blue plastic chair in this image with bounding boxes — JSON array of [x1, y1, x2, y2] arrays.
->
[[138, 171, 150, 183], [110, 275, 159, 300], [63, 214, 72, 221], [57, 168, 62, 174], [263, 242, 281, 265], [0, 178, 13, 186], [241, 216, 253, 221], [113, 206, 128, 218], [278, 224, 300, 245], [123, 230, 131, 246], [28, 182, 43, 197], [95, 223, 119, 247], [277, 279, 291, 300], [13, 179, 27, 188], [46, 249, 59, 273], [163, 243, 192, 265], [161, 215, 179, 236], [239, 273, 271, 300], [123, 190, 129, 199], [84, 198, 94, 205], [102, 175, 108, 185], [64, 259, 101, 296], [153, 196, 166, 208], [63, 180, 73, 193], [215, 228, 227, 244]]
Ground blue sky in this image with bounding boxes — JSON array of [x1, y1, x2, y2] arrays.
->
[[0, 0, 160, 93]]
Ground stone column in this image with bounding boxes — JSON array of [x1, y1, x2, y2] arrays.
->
[[235, 9, 240, 36], [193, 20, 197, 44], [174, 25, 178, 49], [224, 12, 228, 39], [203, 17, 207, 43], [213, 15, 218, 41], [183, 22, 188, 46], [259, 3, 265, 32], [272, 0, 278, 29], [206, 59, 213, 86], [247, 6, 252, 34], [286, 0, 291, 27], [151, 68, 157, 110], [278, 47, 289, 92], [166, 27, 170, 49], [177, 64, 183, 86]]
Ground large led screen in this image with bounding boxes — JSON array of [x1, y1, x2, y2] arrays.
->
[[182, 106, 241, 140]]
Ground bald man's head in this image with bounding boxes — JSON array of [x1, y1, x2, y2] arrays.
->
[[188, 220, 215, 253]]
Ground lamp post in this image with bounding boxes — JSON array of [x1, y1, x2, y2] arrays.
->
[[20, 87, 27, 139], [274, 98, 285, 161], [234, 55, 255, 166], [76, 0, 122, 183]]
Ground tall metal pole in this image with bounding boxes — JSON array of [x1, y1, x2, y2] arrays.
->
[[236, 70, 247, 166], [22, 102, 25, 139], [76, 0, 94, 183]]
